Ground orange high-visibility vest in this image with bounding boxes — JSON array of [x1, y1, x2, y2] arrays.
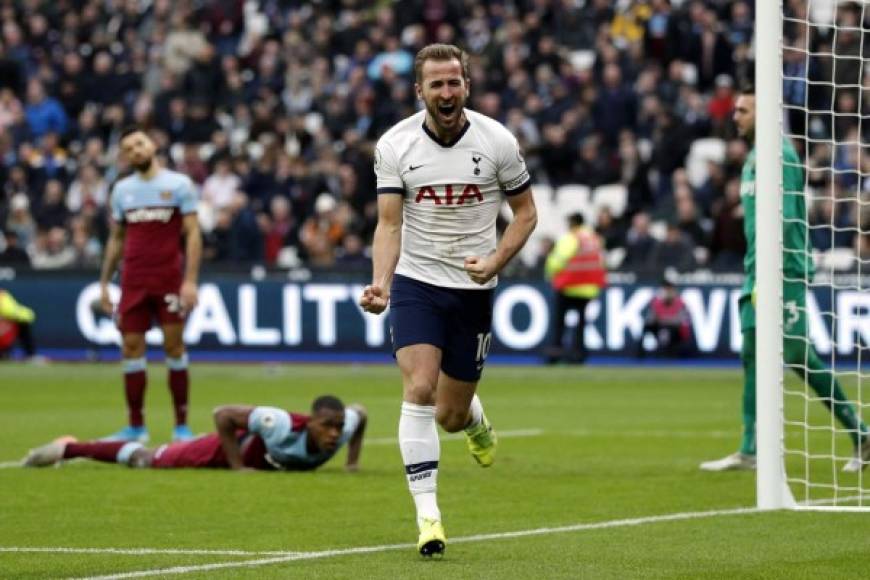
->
[[551, 229, 607, 291]]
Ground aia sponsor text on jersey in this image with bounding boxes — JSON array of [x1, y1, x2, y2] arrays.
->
[[414, 184, 484, 205]]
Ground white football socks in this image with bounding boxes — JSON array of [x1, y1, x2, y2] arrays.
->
[[465, 393, 484, 431], [399, 401, 441, 526]]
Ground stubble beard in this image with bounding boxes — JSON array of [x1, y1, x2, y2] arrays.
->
[[737, 123, 755, 145], [134, 157, 155, 173], [426, 96, 466, 139]]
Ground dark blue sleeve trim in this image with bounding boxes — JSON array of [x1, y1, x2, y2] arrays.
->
[[503, 177, 532, 196], [377, 187, 405, 195]]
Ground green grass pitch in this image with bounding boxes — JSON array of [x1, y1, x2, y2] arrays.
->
[[1, 363, 869, 579]]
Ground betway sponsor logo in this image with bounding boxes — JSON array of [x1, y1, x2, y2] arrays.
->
[[126, 207, 175, 223]]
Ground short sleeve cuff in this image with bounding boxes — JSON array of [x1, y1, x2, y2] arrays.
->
[[503, 176, 532, 196], [248, 406, 291, 445], [339, 408, 361, 445]]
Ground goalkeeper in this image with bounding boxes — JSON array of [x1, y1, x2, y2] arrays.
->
[[701, 85, 870, 473]]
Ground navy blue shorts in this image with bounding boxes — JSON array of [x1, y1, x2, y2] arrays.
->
[[389, 274, 494, 382]]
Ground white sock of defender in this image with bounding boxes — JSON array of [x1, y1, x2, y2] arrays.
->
[[399, 401, 441, 527], [464, 394, 484, 431], [116, 442, 144, 466]]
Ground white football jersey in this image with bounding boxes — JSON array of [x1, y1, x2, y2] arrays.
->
[[374, 108, 531, 289]]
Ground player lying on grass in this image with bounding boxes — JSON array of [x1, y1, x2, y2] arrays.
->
[[23, 395, 367, 472]]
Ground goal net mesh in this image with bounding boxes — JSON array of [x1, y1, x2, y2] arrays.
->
[[781, 0, 870, 508]]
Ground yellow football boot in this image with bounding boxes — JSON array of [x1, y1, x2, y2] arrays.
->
[[465, 413, 497, 467], [417, 518, 446, 557]]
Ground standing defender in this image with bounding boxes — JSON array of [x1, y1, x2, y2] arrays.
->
[[701, 86, 869, 472], [360, 44, 537, 556], [99, 126, 202, 443]]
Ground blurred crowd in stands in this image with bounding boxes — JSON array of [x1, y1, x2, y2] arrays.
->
[[0, 0, 867, 276]]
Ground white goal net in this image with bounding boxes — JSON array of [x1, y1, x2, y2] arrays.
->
[[760, 0, 870, 510]]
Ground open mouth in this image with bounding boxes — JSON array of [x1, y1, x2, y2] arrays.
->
[[438, 103, 457, 117]]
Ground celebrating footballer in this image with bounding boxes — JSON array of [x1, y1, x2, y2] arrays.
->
[[359, 43, 537, 557]]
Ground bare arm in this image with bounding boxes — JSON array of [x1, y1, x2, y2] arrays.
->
[[180, 213, 202, 314], [98, 221, 126, 314], [360, 194, 403, 314], [213, 405, 255, 470], [464, 187, 537, 284], [344, 404, 368, 472]]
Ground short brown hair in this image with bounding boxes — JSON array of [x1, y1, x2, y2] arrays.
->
[[120, 124, 148, 140], [414, 44, 469, 83]]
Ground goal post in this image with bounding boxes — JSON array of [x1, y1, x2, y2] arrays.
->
[[758, 0, 870, 511], [756, 0, 793, 510]]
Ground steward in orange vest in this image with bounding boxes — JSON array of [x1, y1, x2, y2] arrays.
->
[[544, 213, 607, 364], [546, 215, 607, 299]]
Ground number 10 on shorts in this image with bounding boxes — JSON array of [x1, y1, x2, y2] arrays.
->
[[476, 332, 492, 364]]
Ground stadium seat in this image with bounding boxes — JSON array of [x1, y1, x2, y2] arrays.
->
[[686, 138, 727, 188], [532, 186, 561, 240], [276, 246, 302, 269], [606, 247, 626, 269], [503, 185, 561, 267], [501, 184, 554, 223], [246, 141, 265, 160], [636, 138, 653, 163], [197, 201, 216, 233], [199, 143, 215, 161], [649, 220, 668, 241], [169, 143, 185, 166], [592, 184, 628, 218], [555, 185, 593, 224], [816, 247, 856, 271], [568, 50, 596, 72]]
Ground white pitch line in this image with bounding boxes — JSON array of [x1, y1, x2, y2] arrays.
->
[[10, 496, 866, 579], [0, 461, 20, 469], [0, 547, 298, 557], [9, 494, 866, 567], [563, 429, 736, 439], [72, 506, 760, 580], [73, 544, 414, 580]]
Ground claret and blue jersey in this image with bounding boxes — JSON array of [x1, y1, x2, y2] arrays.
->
[[248, 406, 362, 470], [110, 168, 198, 288]]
